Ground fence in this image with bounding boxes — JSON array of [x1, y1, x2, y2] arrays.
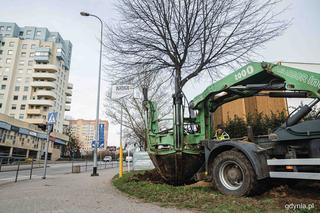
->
[[0, 156, 129, 184], [71, 159, 128, 173]]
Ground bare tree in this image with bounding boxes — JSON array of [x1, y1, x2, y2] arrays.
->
[[105, 75, 171, 149], [106, 0, 288, 85], [105, 0, 289, 148]]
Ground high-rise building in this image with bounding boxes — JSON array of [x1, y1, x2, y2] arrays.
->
[[68, 119, 109, 154], [0, 22, 73, 133]]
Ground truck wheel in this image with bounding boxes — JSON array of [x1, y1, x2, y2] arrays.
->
[[212, 150, 257, 196]]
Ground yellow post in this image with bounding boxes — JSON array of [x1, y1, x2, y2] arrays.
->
[[119, 139, 123, 177]]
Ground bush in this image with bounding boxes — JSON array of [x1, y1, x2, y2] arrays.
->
[[224, 111, 287, 138]]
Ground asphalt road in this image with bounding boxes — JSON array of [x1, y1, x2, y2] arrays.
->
[[0, 161, 124, 184]]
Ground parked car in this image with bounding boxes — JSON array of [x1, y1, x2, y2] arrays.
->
[[103, 156, 112, 162], [125, 156, 133, 162]]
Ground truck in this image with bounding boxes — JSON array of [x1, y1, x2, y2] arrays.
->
[[143, 62, 320, 196]]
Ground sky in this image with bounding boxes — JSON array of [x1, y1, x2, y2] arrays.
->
[[1, 0, 319, 146]]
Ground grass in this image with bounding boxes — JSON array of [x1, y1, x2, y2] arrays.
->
[[112, 171, 309, 213]]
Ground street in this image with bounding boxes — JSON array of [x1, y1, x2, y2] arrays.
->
[[0, 168, 189, 213]]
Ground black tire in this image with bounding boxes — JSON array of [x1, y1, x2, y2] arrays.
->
[[212, 150, 258, 196]]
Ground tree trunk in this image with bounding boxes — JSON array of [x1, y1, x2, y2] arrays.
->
[[174, 67, 183, 150]]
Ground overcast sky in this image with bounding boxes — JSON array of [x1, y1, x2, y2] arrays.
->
[[1, 0, 319, 146]]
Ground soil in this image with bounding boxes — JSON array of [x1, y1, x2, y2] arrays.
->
[[132, 170, 320, 209]]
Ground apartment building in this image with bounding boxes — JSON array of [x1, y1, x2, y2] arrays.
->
[[0, 113, 69, 160], [0, 22, 73, 133], [68, 119, 109, 154]]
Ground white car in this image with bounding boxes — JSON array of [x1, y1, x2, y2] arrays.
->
[[103, 156, 112, 162], [125, 156, 133, 162]]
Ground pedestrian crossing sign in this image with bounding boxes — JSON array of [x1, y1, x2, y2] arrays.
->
[[48, 112, 58, 124]]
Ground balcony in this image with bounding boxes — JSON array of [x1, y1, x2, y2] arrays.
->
[[33, 64, 58, 73], [67, 83, 73, 89], [65, 105, 71, 111], [25, 117, 46, 125], [36, 90, 56, 100], [31, 81, 56, 89], [28, 99, 54, 106], [65, 89, 72, 96], [32, 72, 57, 81], [26, 109, 44, 115], [65, 97, 71, 104], [34, 47, 50, 63]]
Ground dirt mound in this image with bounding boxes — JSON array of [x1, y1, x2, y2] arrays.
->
[[129, 169, 165, 184], [263, 181, 320, 209]]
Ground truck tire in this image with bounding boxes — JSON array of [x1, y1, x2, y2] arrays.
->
[[212, 150, 258, 196]]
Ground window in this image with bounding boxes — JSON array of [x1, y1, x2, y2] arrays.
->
[[31, 44, 36, 49], [6, 58, 11, 64], [25, 77, 30, 83], [36, 31, 41, 36], [19, 60, 24, 66], [15, 86, 20, 91], [9, 42, 14, 47], [7, 50, 13, 55], [1, 85, 6, 90], [18, 69, 23, 74], [22, 95, 27, 100], [16, 77, 22, 83], [19, 114, 24, 119], [24, 86, 28, 91], [26, 30, 32, 35], [0, 26, 4, 31], [20, 105, 25, 110], [0, 103, 2, 109], [6, 26, 12, 31], [0, 50, 3, 55], [3, 76, 8, 81], [13, 96, 18, 100], [22, 44, 27, 49], [27, 69, 32, 74], [28, 60, 33, 66], [29, 52, 34, 57], [21, 52, 26, 57], [11, 104, 17, 110]]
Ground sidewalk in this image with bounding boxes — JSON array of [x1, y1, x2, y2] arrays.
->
[[0, 168, 191, 213]]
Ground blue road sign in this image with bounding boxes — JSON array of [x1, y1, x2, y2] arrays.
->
[[48, 112, 58, 124], [99, 124, 104, 148]]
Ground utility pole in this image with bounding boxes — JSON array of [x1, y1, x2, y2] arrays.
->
[[80, 11, 103, 176]]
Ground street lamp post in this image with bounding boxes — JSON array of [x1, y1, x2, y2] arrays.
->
[[80, 11, 103, 176]]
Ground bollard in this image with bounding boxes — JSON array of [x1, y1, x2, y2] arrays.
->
[[85, 159, 88, 172], [30, 158, 34, 180], [0, 158, 2, 172], [105, 161, 106, 169], [15, 161, 20, 182]]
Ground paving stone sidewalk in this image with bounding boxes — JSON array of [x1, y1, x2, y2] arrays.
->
[[0, 168, 191, 213]]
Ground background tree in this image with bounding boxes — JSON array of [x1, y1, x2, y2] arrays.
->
[[105, 0, 289, 147], [64, 127, 81, 159], [105, 73, 171, 150]]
